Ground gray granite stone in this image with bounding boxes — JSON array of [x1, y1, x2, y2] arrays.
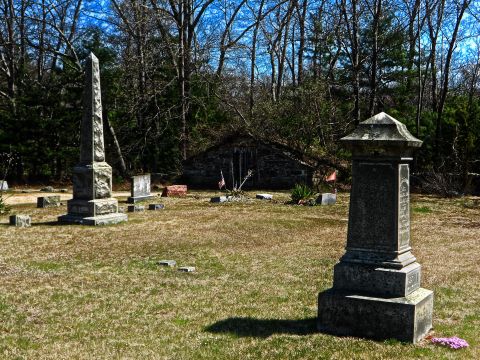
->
[[256, 193, 273, 200], [318, 288, 433, 344], [317, 112, 432, 343], [9, 215, 31, 227], [58, 53, 127, 226], [127, 174, 154, 203], [148, 204, 165, 210], [210, 196, 229, 203], [41, 186, 54, 192], [37, 196, 61, 208], [58, 213, 127, 226], [0, 180, 8, 191], [158, 260, 176, 267], [127, 204, 145, 212], [316, 193, 336, 205], [178, 266, 195, 272]]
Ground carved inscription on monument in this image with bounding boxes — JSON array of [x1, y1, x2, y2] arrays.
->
[[398, 164, 410, 249], [347, 162, 396, 251], [407, 268, 421, 294]]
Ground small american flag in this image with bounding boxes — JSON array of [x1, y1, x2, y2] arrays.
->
[[325, 170, 337, 182], [218, 171, 226, 189]]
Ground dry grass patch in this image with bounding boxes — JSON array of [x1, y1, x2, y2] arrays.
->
[[0, 191, 478, 359]]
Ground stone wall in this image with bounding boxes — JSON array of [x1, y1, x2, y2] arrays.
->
[[182, 137, 313, 189]]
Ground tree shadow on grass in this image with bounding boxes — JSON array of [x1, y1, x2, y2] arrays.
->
[[205, 317, 317, 338]]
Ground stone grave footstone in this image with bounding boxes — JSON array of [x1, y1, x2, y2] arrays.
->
[[256, 193, 273, 200], [158, 260, 176, 267], [58, 53, 127, 226], [37, 196, 61, 208], [149, 204, 165, 210], [178, 266, 195, 272], [317, 112, 433, 344], [316, 193, 336, 205], [161, 185, 187, 197], [10, 215, 31, 227], [210, 196, 230, 203], [127, 174, 155, 203], [128, 204, 145, 212]]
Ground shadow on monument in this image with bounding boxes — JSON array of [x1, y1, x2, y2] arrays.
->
[[205, 317, 317, 338]]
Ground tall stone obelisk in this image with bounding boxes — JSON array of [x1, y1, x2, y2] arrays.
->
[[59, 53, 127, 225]]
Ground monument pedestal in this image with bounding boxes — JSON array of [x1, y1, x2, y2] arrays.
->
[[317, 113, 433, 343], [58, 212, 127, 226], [318, 288, 433, 343]]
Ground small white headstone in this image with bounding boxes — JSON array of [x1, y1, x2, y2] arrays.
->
[[256, 193, 273, 200], [158, 260, 176, 267], [9, 214, 31, 227], [178, 266, 195, 272], [148, 204, 165, 210], [0, 180, 8, 191], [210, 196, 229, 203], [316, 193, 337, 205], [128, 204, 145, 212]]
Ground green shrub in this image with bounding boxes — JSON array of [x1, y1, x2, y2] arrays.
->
[[291, 183, 316, 204]]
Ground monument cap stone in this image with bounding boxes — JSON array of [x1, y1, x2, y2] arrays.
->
[[341, 112, 422, 158]]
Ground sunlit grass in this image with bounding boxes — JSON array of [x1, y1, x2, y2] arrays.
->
[[0, 191, 478, 359]]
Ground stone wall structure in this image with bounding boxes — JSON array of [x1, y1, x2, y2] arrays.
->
[[58, 53, 127, 226], [182, 136, 314, 189], [317, 112, 433, 343]]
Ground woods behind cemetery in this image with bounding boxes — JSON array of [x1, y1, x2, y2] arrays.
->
[[1, 1, 480, 193]]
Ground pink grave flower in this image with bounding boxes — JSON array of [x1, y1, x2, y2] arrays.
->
[[431, 336, 469, 349]]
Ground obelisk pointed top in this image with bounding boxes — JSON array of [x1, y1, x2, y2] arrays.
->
[[79, 52, 105, 164]]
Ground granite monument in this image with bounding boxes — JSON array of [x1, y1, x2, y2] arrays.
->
[[58, 53, 127, 226], [317, 112, 433, 343]]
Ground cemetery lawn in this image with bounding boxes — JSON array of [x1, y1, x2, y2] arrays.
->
[[0, 191, 479, 359]]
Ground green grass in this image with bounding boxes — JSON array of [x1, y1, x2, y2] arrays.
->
[[0, 191, 478, 359]]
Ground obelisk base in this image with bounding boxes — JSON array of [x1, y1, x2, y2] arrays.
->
[[318, 288, 433, 343], [58, 212, 127, 226], [58, 198, 127, 226]]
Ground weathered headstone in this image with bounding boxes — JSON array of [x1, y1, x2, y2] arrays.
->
[[178, 266, 195, 272], [256, 193, 273, 200], [317, 112, 433, 343], [127, 174, 154, 203], [10, 215, 31, 227], [161, 185, 187, 197], [37, 196, 61, 208], [58, 53, 127, 226], [41, 186, 54, 192], [158, 260, 176, 267], [148, 204, 165, 210], [210, 196, 230, 203], [0, 180, 8, 191], [127, 204, 145, 212], [316, 193, 336, 205]]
